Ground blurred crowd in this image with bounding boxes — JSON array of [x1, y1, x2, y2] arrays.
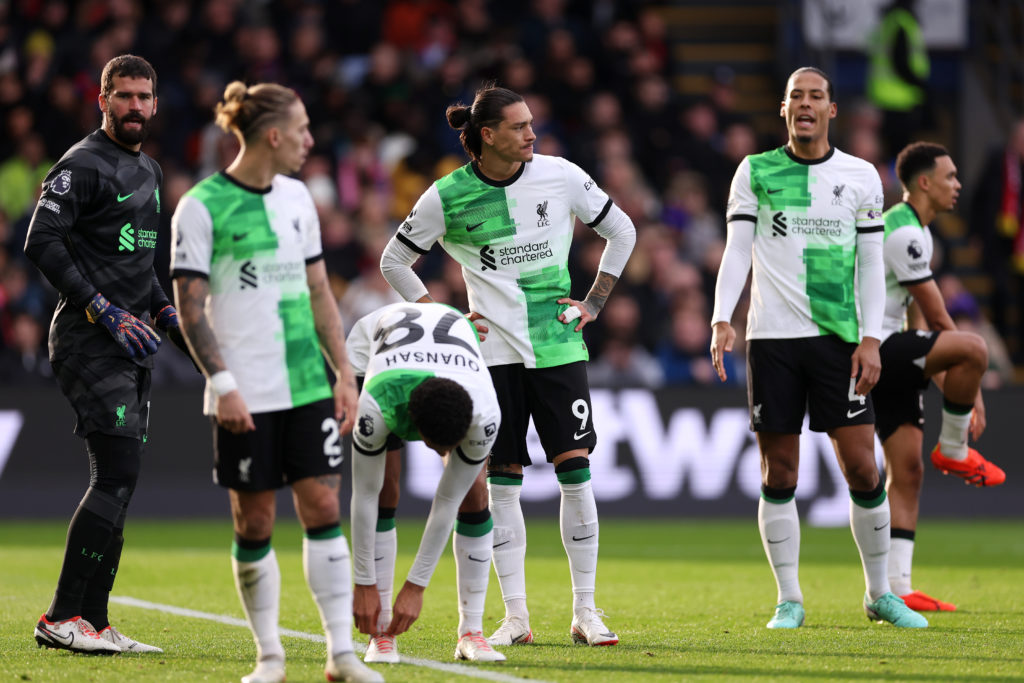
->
[[0, 0, 1017, 390]]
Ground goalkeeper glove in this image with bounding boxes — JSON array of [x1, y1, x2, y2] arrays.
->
[[154, 304, 201, 372], [85, 293, 161, 359]]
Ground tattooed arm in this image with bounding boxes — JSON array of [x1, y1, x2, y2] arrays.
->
[[306, 259, 358, 436], [173, 274, 254, 433]]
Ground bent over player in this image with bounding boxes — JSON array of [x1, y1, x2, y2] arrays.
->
[[349, 301, 505, 663]]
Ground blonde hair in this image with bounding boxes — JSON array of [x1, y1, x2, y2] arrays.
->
[[214, 81, 298, 143]]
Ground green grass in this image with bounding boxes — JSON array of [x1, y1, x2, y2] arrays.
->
[[1, 519, 1023, 681]]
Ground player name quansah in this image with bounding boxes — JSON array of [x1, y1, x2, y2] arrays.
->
[[382, 351, 481, 372]]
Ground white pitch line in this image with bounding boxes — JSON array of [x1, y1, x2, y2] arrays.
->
[[113, 596, 549, 683]]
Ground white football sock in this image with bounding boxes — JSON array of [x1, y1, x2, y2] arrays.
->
[[758, 497, 803, 605], [488, 481, 528, 620], [374, 527, 397, 631], [888, 536, 915, 596], [453, 528, 492, 635], [233, 549, 285, 664], [558, 480, 599, 614], [938, 407, 971, 460], [303, 535, 354, 657], [849, 494, 892, 601]]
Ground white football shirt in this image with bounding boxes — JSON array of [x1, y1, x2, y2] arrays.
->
[[170, 172, 330, 414], [726, 146, 884, 343]]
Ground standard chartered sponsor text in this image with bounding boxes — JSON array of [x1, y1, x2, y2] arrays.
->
[[499, 239, 553, 265], [791, 216, 841, 236]]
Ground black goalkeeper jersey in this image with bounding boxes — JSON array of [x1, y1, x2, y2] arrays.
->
[[25, 129, 169, 366]]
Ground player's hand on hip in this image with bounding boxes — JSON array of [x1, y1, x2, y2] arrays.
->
[[466, 311, 488, 342], [710, 321, 736, 382], [86, 292, 161, 359], [216, 391, 255, 434], [557, 297, 594, 332], [851, 337, 881, 395], [333, 376, 358, 436], [386, 581, 425, 637], [353, 584, 382, 635]]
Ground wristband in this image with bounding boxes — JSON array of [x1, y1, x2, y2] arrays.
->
[[210, 370, 239, 396]]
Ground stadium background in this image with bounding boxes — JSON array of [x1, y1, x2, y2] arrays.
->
[[1, 0, 1021, 523]]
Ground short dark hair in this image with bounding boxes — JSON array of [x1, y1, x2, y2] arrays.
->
[[408, 377, 473, 449], [895, 141, 950, 189], [785, 66, 834, 102], [446, 83, 524, 161], [101, 54, 157, 98]]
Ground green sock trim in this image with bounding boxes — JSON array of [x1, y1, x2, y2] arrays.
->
[[760, 492, 795, 504], [487, 476, 523, 487], [376, 517, 396, 532], [942, 398, 973, 415], [850, 489, 887, 509], [304, 525, 343, 540], [231, 541, 271, 562], [556, 468, 591, 485], [454, 518, 493, 537]]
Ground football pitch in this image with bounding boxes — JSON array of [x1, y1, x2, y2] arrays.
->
[[1, 518, 1022, 682]]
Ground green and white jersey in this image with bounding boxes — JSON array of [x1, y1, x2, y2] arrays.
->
[[727, 146, 884, 343], [170, 171, 331, 415], [346, 301, 500, 454], [395, 154, 613, 369], [880, 202, 934, 342]]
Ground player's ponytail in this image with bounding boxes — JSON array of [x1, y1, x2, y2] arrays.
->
[[214, 81, 298, 143], [446, 83, 524, 161]]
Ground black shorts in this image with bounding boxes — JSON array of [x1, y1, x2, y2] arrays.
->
[[213, 398, 342, 491], [488, 361, 596, 466], [53, 355, 152, 440], [872, 329, 939, 443], [747, 336, 874, 433]]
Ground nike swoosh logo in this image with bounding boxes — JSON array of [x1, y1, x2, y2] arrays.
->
[[874, 522, 890, 531], [467, 554, 489, 562], [847, 408, 868, 418], [374, 556, 385, 561], [116, 192, 134, 202], [232, 234, 246, 242], [492, 540, 510, 548], [328, 555, 346, 562], [243, 578, 261, 589], [41, 628, 74, 646], [571, 534, 595, 541], [766, 188, 783, 194], [465, 221, 485, 232], [328, 456, 343, 467], [573, 430, 592, 440], [767, 537, 790, 544]]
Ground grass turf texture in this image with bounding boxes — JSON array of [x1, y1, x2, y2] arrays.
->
[[1, 519, 1022, 682]]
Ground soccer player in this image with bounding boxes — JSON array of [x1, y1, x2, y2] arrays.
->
[[380, 84, 636, 647], [710, 67, 927, 629], [875, 142, 1005, 612], [348, 301, 506, 663], [25, 54, 183, 655], [170, 81, 380, 683]]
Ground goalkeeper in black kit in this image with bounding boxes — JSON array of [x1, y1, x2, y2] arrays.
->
[[23, 54, 190, 655]]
